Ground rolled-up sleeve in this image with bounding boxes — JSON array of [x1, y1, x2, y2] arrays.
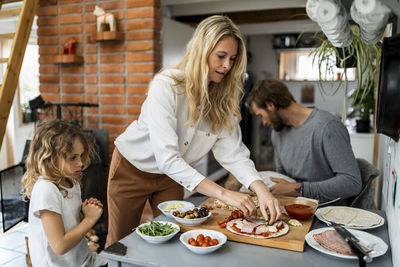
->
[[146, 77, 205, 191]]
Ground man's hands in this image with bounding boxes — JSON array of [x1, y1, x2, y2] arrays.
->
[[270, 177, 301, 197]]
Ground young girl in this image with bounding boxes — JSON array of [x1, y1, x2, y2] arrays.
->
[[22, 120, 107, 267]]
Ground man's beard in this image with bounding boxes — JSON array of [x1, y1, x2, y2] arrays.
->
[[267, 110, 285, 131]]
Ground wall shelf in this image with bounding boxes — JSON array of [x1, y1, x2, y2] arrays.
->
[[53, 55, 83, 64], [90, 31, 124, 42]]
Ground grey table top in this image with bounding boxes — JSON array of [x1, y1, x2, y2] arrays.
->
[[101, 195, 393, 267]]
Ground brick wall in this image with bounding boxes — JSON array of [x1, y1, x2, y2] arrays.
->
[[37, 0, 162, 156]]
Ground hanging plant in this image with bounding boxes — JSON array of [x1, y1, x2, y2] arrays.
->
[[309, 26, 381, 122]]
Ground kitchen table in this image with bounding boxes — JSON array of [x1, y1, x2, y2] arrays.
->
[[101, 194, 392, 267]]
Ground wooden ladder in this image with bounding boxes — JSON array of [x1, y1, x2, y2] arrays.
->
[[0, 0, 39, 148]]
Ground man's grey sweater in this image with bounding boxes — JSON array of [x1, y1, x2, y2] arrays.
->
[[271, 109, 362, 204]]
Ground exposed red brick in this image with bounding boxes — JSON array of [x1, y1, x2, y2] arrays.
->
[[40, 65, 59, 74], [128, 116, 139, 124], [100, 55, 125, 64], [127, 75, 153, 83], [126, 20, 159, 30], [59, 25, 82, 35], [102, 115, 126, 124], [126, 31, 157, 41], [88, 115, 99, 123], [86, 45, 97, 54], [37, 26, 58, 36], [101, 85, 125, 94], [127, 53, 155, 62], [41, 94, 60, 102], [101, 1, 125, 10], [37, 6, 58, 16], [99, 44, 125, 53], [40, 84, 59, 93], [127, 85, 149, 94], [86, 65, 98, 74], [128, 96, 147, 105], [127, 42, 154, 51], [62, 94, 84, 103], [86, 55, 97, 64], [86, 85, 98, 94], [86, 95, 98, 103], [127, 0, 160, 8], [59, 5, 82, 14], [128, 106, 142, 114], [62, 85, 84, 93], [86, 76, 98, 84], [61, 66, 84, 74], [38, 37, 58, 45], [126, 8, 158, 19], [101, 96, 126, 105], [100, 75, 125, 84], [37, 17, 58, 26], [60, 15, 83, 25], [127, 64, 155, 73], [101, 106, 126, 115], [100, 65, 125, 73], [62, 76, 84, 83], [39, 75, 59, 83], [60, 35, 83, 43], [39, 46, 58, 55]]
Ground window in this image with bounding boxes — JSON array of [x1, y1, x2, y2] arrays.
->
[[279, 49, 355, 81]]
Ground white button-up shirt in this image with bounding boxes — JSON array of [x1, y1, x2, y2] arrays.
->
[[115, 69, 262, 191]]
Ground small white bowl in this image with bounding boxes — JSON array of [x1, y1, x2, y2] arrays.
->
[[171, 207, 211, 226], [180, 229, 227, 254], [157, 200, 195, 218], [136, 221, 180, 244]]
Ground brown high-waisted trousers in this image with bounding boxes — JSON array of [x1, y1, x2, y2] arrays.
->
[[105, 148, 184, 248]]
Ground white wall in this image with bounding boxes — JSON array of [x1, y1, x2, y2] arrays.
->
[[246, 34, 357, 117], [161, 17, 194, 68]]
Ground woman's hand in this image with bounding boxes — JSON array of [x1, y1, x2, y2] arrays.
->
[[219, 190, 257, 217], [249, 180, 281, 224]]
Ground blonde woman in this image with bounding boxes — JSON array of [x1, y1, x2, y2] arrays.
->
[[106, 15, 281, 247], [21, 120, 107, 266]]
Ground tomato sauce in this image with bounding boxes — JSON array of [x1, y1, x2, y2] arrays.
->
[[284, 203, 315, 220]]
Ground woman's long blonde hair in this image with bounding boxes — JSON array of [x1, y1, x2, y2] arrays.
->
[[173, 15, 247, 133], [21, 120, 95, 200]]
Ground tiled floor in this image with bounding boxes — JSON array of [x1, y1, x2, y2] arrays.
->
[[0, 221, 29, 267]]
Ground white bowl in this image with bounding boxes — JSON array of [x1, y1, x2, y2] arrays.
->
[[180, 229, 227, 254], [171, 207, 211, 226], [157, 200, 195, 218], [136, 221, 180, 244]]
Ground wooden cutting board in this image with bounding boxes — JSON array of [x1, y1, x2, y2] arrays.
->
[[177, 196, 315, 252]]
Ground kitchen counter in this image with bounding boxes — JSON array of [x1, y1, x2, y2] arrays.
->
[[101, 194, 392, 267]]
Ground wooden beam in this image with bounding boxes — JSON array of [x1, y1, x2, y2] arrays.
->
[[174, 8, 308, 27], [0, 57, 9, 63], [0, 0, 39, 149]]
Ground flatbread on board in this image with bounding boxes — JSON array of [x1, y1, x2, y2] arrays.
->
[[321, 207, 382, 227], [226, 218, 289, 239]]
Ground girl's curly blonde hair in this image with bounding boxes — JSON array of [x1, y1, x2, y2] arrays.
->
[[21, 120, 96, 200], [172, 15, 247, 133]]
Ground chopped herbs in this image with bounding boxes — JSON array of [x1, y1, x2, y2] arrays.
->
[[137, 221, 177, 236]]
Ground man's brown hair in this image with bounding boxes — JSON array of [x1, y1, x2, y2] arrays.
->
[[247, 79, 295, 110]]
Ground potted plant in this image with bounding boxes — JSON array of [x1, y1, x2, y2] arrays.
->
[[309, 26, 381, 123], [350, 82, 375, 132]]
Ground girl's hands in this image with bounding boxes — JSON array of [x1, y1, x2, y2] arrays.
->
[[82, 198, 103, 225]]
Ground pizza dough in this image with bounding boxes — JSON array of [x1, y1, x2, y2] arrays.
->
[[226, 218, 289, 239], [321, 207, 382, 227]]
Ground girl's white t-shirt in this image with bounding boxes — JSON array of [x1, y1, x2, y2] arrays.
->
[[28, 177, 107, 267]]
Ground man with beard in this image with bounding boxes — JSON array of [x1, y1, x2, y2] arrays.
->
[[247, 80, 362, 205]]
